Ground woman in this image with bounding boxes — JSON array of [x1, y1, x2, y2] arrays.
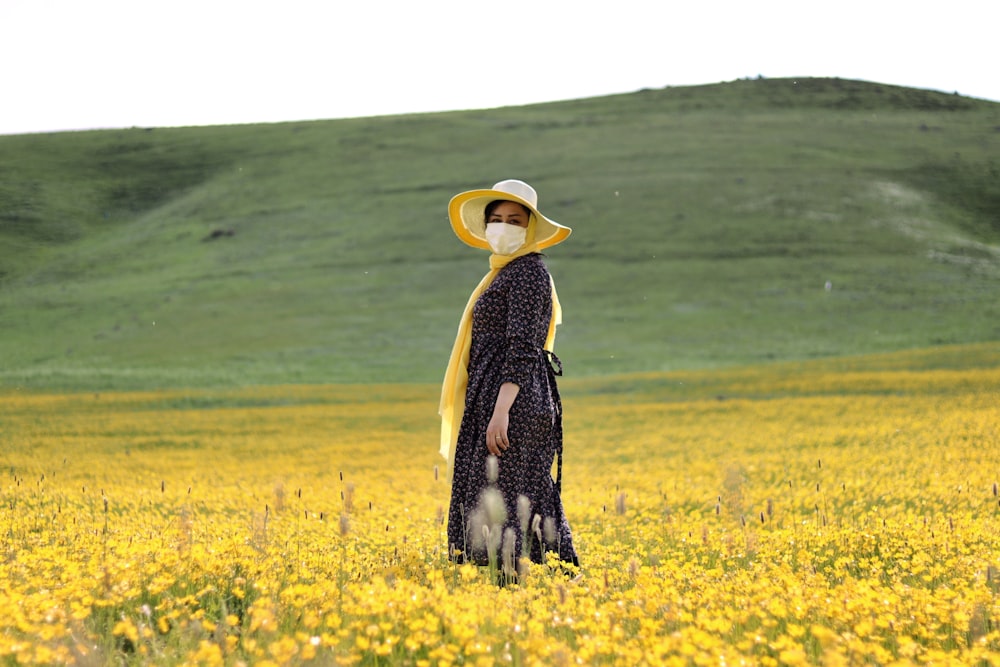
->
[[439, 179, 579, 577]]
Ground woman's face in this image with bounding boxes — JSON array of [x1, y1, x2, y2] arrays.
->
[[486, 201, 530, 228]]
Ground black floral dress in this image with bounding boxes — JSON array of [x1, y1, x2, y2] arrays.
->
[[447, 254, 579, 568]]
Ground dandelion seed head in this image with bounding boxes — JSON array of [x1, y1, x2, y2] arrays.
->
[[517, 495, 531, 532], [501, 528, 516, 575], [543, 516, 556, 545], [480, 487, 507, 526]]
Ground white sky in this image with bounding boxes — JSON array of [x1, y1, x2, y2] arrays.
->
[[2, 0, 997, 135]]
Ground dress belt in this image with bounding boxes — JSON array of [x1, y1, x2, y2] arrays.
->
[[543, 350, 565, 493]]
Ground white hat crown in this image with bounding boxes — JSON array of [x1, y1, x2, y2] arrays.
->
[[492, 179, 538, 208]]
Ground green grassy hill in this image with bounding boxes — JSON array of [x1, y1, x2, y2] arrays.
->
[[1, 77, 998, 390]]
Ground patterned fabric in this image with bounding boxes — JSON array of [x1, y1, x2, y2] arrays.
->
[[447, 253, 579, 568]]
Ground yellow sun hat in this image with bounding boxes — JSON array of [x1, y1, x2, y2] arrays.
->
[[448, 179, 572, 250]]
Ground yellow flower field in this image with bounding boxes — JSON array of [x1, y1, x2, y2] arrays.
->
[[2, 353, 999, 666]]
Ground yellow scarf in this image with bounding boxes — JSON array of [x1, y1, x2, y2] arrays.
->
[[438, 243, 561, 481]]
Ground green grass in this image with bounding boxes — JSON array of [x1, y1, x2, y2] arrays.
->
[[1, 77, 998, 391]]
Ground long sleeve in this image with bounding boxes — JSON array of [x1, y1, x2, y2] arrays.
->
[[499, 260, 552, 388]]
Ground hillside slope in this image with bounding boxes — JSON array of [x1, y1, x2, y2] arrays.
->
[[1, 77, 998, 390]]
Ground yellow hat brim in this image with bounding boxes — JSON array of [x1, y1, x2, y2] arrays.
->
[[448, 188, 572, 250]]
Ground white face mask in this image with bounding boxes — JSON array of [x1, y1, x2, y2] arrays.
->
[[484, 223, 527, 255]]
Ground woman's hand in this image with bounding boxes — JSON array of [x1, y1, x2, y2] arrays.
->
[[486, 382, 520, 456], [486, 412, 509, 456]]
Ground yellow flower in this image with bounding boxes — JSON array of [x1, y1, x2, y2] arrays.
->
[[268, 637, 299, 664], [190, 640, 223, 666], [112, 619, 139, 644], [249, 602, 277, 634]]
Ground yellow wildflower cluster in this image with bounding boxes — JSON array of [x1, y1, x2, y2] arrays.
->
[[1, 360, 998, 665]]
